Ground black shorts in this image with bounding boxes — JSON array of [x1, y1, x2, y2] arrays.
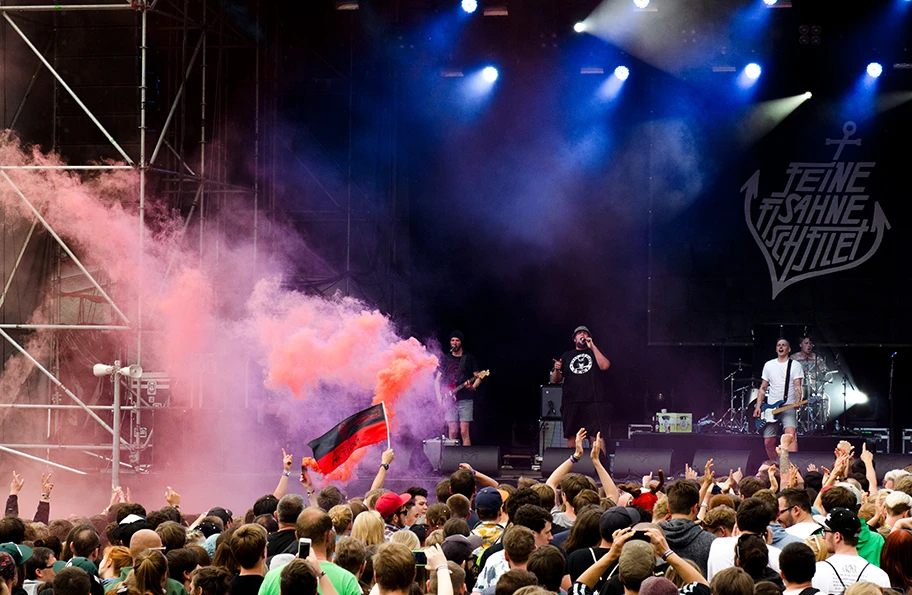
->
[[561, 402, 602, 439]]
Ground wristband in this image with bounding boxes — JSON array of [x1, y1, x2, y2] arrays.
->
[[569, 454, 581, 464], [436, 565, 449, 572], [661, 549, 674, 561], [317, 571, 327, 580], [380, 463, 390, 471], [41, 493, 50, 499], [283, 471, 291, 477]]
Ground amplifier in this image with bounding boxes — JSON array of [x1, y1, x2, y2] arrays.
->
[[541, 385, 562, 420], [540, 420, 564, 455]]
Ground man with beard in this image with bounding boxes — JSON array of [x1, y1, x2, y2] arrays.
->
[[754, 339, 804, 461], [436, 331, 482, 446], [550, 326, 611, 448]]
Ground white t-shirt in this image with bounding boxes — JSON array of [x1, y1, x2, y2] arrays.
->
[[761, 358, 804, 404], [811, 554, 891, 594], [785, 521, 821, 540], [706, 535, 782, 581]]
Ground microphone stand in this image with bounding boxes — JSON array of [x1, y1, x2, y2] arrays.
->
[[889, 352, 896, 453]]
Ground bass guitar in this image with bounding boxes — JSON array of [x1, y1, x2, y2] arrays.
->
[[441, 370, 491, 402], [755, 399, 809, 432]]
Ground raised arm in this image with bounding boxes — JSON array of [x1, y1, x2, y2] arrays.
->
[[369, 449, 395, 492], [300, 468, 319, 507], [546, 428, 586, 490], [860, 443, 878, 498], [273, 449, 295, 499], [34, 473, 52, 524], [459, 463, 497, 489], [6, 472, 23, 517], [590, 433, 619, 503], [575, 528, 631, 589]]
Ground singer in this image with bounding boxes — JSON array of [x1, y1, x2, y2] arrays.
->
[[550, 325, 611, 448], [435, 330, 482, 446]]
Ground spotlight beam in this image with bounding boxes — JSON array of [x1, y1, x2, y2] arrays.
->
[[736, 92, 812, 148]]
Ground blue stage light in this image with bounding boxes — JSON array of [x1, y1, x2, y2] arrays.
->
[[633, 0, 650, 7], [866, 62, 883, 78], [461, 0, 477, 13], [614, 66, 630, 81], [745, 63, 762, 79], [573, 22, 585, 33], [482, 66, 499, 82]]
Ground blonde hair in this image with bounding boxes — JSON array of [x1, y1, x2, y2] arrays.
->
[[389, 530, 419, 550], [805, 534, 830, 562], [652, 494, 670, 523], [844, 583, 883, 595], [425, 529, 445, 548], [352, 511, 384, 546]]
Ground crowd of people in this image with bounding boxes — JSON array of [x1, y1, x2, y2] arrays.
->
[[1, 432, 912, 595]]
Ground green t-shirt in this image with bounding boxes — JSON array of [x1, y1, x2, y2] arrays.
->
[[258, 561, 361, 595], [857, 521, 885, 567], [103, 566, 189, 595]]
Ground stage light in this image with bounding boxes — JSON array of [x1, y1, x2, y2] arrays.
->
[[574, 22, 586, 33], [867, 62, 883, 78], [847, 389, 868, 406], [763, 0, 777, 5], [461, 0, 477, 13], [745, 63, 762, 79], [633, 0, 650, 7], [804, 91, 812, 98], [614, 65, 630, 80], [482, 66, 499, 82]]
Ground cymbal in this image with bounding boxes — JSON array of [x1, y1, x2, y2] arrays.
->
[[726, 361, 752, 367]]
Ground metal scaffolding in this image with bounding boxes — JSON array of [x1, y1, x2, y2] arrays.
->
[[0, 0, 262, 484]]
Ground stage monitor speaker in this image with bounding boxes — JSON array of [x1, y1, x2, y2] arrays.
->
[[692, 450, 752, 475], [541, 385, 562, 420], [787, 451, 839, 475], [613, 449, 673, 480], [540, 420, 564, 455], [540, 448, 600, 477], [422, 439, 501, 477]]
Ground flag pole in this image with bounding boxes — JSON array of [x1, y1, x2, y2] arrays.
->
[[381, 401, 391, 449]]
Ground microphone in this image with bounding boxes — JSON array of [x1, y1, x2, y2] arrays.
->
[[450, 345, 456, 353], [892, 352, 897, 358]]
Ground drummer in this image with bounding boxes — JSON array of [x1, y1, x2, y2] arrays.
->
[[791, 336, 827, 398]]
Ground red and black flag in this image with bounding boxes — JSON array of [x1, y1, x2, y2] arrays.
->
[[308, 403, 389, 474]]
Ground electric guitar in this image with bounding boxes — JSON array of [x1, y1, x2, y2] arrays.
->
[[441, 370, 491, 402], [755, 399, 809, 431]]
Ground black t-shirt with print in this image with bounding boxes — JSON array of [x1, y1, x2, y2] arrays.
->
[[560, 348, 602, 403], [441, 352, 480, 401]]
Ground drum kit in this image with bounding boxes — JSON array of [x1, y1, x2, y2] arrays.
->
[[711, 356, 834, 435]]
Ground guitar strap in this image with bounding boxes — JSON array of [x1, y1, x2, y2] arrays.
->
[[456, 354, 467, 383], [782, 359, 793, 404]]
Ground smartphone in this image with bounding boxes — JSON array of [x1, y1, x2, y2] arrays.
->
[[631, 530, 650, 542], [298, 538, 312, 558], [412, 550, 427, 567]]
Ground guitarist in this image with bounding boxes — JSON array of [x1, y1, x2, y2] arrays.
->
[[753, 338, 804, 461], [435, 330, 481, 446]]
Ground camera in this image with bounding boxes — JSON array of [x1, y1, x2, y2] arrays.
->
[[413, 550, 427, 567]]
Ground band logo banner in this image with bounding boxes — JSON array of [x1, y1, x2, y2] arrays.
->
[[308, 404, 389, 474], [743, 121, 890, 299]]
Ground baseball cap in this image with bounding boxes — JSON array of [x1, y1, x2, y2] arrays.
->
[[885, 490, 912, 510], [53, 557, 99, 577], [475, 487, 503, 513], [0, 542, 33, 565], [441, 534, 483, 565], [376, 492, 412, 519], [834, 482, 864, 506], [814, 507, 861, 538], [113, 515, 149, 545], [207, 507, 233, 525], [600, 506, 641, 541], [618, 540, 655, 586], [572, 326, 591, 339], [640, 577, 680, 595]]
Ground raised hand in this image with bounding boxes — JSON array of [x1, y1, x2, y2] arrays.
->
[[860, 443, 874, 466], [282, 448, 294, 472], [165, 486, 181, 507], [590, 432, 604, 462], [9, 472, 23, 496], [40, 473, 54, 497], [684, 463, 697, 480], [381, 449, 395, 466], [574, 428, 587, 459]]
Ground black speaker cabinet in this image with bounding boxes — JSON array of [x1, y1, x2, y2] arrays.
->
[[692, 450, 752, 476], [422, 439, 501, 477], [613, 449, 673, 480], [541, 385, 563, 419]]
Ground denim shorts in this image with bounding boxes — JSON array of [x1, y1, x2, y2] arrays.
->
[[445, 399, 474, 423], [762, 407, 797, 438]]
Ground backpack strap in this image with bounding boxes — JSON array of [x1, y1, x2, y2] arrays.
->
[[855, 563, 870, 583], [797, 588, 820, 595], [823, 560, 847, 592], [590, 548, 597, 564]]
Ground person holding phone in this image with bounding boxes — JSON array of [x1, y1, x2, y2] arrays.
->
[[550, 326, 611, 448]]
